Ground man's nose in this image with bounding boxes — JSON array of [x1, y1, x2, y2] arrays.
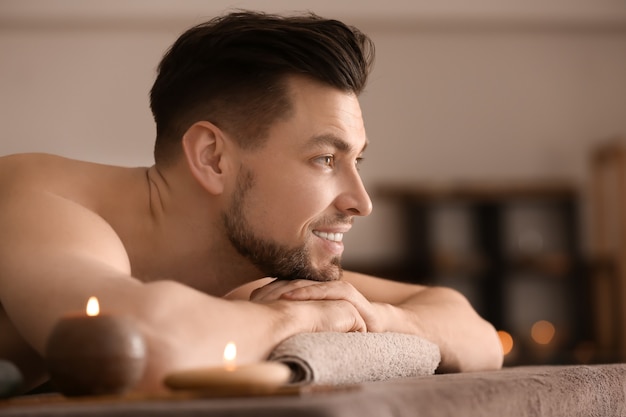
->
[[337, 170, 373, 217]]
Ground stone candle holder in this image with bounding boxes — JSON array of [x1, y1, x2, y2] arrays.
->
[[45, 297, 147, 396]]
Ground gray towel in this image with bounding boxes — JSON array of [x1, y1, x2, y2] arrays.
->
[[268, 332, 440, 385]]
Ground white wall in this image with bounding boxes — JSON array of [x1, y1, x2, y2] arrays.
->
[[1, 0, 626, 264]]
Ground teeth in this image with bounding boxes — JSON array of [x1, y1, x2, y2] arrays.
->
[[314, 231, 344, 242]]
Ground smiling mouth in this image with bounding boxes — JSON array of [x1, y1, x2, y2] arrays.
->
[[313, 231, 344, 242]]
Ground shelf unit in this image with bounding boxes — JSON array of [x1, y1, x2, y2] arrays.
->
[[589, 141, 626, 363], [366, 181, 593, 365]]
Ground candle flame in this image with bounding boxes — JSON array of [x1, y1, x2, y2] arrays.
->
[[223, 341, 237, 370], [86, 297, 100, 317]]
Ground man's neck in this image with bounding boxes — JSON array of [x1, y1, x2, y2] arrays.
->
[[134, 164, 264, 297]]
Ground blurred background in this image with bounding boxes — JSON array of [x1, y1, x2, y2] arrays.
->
[[2, 0, 626, 366]]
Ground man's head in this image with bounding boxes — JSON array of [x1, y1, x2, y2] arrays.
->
[[151, 11, 375, 282], [150, 10, 375, 165]]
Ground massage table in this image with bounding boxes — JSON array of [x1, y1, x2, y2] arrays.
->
[[2, 364, 625, 416]]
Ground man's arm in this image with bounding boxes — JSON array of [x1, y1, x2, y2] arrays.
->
[[0, 189, 367, 391], [345, 271, 503, 372], [249, 272, 504, 372]]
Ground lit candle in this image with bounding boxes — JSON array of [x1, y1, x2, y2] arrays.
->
[[45, 297, 147, 396], [164, 342, 292, 394]]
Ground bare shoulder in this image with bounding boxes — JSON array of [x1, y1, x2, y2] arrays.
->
[[0, 156, 134, 286], [0, 153, 135, 200], [1, 153, 95, 201], [0, 153, 49, 188], [0, 152, 75, 180], [0, 153, 134, 274], [0, 153, 149, 248]]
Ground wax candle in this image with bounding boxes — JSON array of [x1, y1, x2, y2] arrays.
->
[[45, 297, 147, 396], [164, 342, 292, 395]]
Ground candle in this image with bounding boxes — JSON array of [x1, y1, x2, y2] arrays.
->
[[45, 297, 147, 396], [164, 342, 292, 395]]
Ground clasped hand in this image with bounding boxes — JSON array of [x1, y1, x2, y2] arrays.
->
[[250, 279, 385, 333]]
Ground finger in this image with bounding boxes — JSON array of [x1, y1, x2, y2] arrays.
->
[[249, 279, 288, 301], [250, 279, 318, 301], [285, 282, 382, 331], [281, 280, 359, 301], [315, 299, 367, 333]]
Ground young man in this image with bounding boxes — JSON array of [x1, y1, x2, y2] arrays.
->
[[0, 11, 503, 392]]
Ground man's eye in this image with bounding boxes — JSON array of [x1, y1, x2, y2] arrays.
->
[[355, 157, 364, 170], [316, 155, 335, 168]]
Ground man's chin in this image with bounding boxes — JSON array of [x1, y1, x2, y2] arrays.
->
[[273, 260, 343, 282], [309, 259, 343, 282]]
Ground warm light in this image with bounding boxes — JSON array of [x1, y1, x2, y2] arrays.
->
[[86, 297, 100, 317], [531, 320, 556, 345], [223, 342, 237, 370], [497, 330, 514, 355]]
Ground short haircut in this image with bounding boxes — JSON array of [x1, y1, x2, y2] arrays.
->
[[150, 10, 375, 165]]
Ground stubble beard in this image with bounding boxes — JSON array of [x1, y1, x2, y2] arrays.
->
[[222, 168, 343, 282]]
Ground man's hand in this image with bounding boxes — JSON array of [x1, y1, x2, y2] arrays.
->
[[235, 273, 504, 373], [250, 279, 386, 332]]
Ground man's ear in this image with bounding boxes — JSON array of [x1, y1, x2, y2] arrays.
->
[[181, 121, 228, 195]]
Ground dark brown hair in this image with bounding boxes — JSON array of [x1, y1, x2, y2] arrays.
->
[[150, 10, 375, 165]]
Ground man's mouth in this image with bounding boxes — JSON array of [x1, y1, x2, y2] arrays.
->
[[313, 230, 344, 242]]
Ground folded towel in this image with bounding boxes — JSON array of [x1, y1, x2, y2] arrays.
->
[[268, 332, 440, 385]]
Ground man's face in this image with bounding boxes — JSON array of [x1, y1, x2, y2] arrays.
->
[[222, 76, 372, 281]]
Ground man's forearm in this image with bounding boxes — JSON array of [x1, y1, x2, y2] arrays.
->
[[376, 286, 503, 372], [135, 280, 369, 390]]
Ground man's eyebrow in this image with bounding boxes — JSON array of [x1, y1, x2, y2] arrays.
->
[[305, 134, 369, 154]]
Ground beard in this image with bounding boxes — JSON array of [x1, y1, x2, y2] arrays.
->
[[222, 168, 343, 282]]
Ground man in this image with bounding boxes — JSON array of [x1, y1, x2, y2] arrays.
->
[[0, 11, 502, 393]]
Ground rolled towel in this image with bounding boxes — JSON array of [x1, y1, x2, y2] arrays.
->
[[268, 332, 440, 385]]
